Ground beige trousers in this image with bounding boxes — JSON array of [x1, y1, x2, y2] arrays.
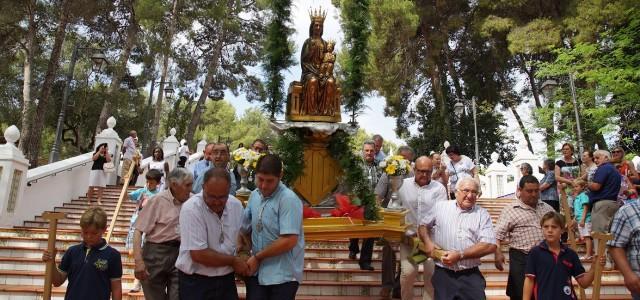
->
[[400, 242, 434, 300]]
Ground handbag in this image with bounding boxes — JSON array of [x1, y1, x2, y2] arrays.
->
[[103, 162, 116, 173]]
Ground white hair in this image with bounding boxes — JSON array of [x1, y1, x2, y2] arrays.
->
[[594, 150, 611, 159], [457, 177, 481, 193]]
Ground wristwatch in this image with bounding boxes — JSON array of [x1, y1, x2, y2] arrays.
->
[[458, 250, 465, 260]]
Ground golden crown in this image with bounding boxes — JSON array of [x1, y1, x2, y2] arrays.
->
[[309, 7, 327, 24]]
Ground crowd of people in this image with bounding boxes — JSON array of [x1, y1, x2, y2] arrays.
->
[[42, 134, 640, 300]]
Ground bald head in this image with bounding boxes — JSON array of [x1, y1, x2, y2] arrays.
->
[[414, 156, 433, 186]]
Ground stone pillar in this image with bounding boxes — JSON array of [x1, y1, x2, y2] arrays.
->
[[94, 117, 122, 186], [163, 128, 180, 170], [485, 152, 508, 198], [0, 126, 30, 226], [196, 134, 207, 154]]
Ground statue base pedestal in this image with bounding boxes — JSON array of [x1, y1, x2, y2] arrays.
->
[[286, 81, 341, 123], [271, 121, 356, 206]]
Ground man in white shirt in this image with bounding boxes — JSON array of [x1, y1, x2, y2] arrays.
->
[[121, 130, 137, 185], [175, 167, 247, 299], [420, 177, 497, 300], [397, 156, 447, 300]]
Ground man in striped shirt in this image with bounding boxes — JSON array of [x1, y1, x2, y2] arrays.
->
[[420, 177, 496, 300], [493, 175, 555, 300]]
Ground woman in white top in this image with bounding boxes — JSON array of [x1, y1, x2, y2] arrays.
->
[[88, 143, 112, 205], [147, 147, 170, 190], [178, 139, 190, 168], [445, 145, 477, 199]]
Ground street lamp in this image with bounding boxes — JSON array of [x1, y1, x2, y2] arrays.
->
[[50, 45, 109, 163], [539, 77, 584, 154], [453, 96, 480, 164]]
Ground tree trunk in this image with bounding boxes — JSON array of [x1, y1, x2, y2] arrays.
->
[[509, 104, 534, 153], [19, 0, 37, 154], [23, 0, 71, 167], [444, 42, 463, 100], [523, 63, 555, 156], [149, 0, 178, 150], [185, 56, 218, 147], [95, 0, 138, 135]]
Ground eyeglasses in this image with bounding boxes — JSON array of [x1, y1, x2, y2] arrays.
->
[[612, 150, 623, 154], [414, 168, 432, 175], [457, 189, 479, 196]]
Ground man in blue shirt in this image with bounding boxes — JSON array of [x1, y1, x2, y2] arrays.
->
[[240, 154, 304, 300], [588, 150, 622, 234], [192, 143, 237, 194]]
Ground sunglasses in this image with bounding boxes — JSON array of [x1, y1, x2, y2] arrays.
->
[[612, 150, 623, 154]]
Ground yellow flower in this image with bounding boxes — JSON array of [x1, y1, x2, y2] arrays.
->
[[386, 164, 397, 175]]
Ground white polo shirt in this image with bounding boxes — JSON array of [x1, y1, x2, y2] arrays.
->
[[398, 178, 447, 236], [175, 193, 244, 276]]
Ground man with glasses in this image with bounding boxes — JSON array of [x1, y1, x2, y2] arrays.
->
[[397, 156, 447, 300], [493, 175, 555, 300], [240, 154, 304, 300], [420, 177, 496, 300], [176, 168, 246, 299], [192, 143, 236, 194]]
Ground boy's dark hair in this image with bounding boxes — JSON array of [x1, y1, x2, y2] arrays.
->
[[540, 211, 565, 228], [519, 175, 540, 189], [255, 154, 282, 176], [543, 159, 555, 171], [80, 207, 108, 229], [146, 169, 163, 182]]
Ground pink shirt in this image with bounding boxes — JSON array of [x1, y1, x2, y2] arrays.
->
[[134, 190, 182, 243]]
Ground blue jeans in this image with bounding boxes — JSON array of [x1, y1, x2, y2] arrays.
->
[[244, 276, 299, 300]]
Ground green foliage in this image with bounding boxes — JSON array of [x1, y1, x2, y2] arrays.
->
[[261, 0, 295, 118], [328, 130, 379, 220], [273, 128, 305, 185], [196, 105, 276, 150], [338, 0, 371, 122], [507, 18, 562, 55]]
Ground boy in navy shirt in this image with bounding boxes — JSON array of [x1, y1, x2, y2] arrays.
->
[[42, 207, 123, 300], [523, 211, 604, 300]]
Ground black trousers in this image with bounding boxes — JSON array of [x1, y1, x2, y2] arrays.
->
[[432, 266, 486, 300], [349, 238, 375, 265], [179, 272, 238, 300], [506, 248, 531, 300], [542, 200, 560, 212], [244, 276, 299, 300]]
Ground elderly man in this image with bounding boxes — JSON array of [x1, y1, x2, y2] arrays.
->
[[121, 130, 137, 185], [133, 168, 193, 300], [349, 140, 382, 271], [588, 150, 622, 234], [420, 177, 496, 300], [240, 154, 304, 300], [176, 168, 247, 299], [376, 145, 415, 299], [398, 156, 447, 300], [608, 200, 640, 299], [373, 134, 387, 161], [192, 143, 236, 195], [493, 175, 555, 300]]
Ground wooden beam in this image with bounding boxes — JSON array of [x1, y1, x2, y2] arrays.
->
[[42, 211, 65, 300]]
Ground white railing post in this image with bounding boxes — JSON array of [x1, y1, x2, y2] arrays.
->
[[485, 152, 508, 198], [94, 116, 122, 186], [0, 126, 30, 226], [163, 128, 180, 170]]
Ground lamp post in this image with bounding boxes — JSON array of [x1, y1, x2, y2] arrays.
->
[[454, 96, 480, 164], [540, 78, 584, 154], [141, 79, 175, 156], [49, 45, 108, 163]]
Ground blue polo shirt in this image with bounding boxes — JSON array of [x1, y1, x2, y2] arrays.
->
[[525, 240, 586, 300], [58, 239, 122, 300], [588, 162, 621, 204], [191, 161, 236, 195], [242, 182, 304, 285]]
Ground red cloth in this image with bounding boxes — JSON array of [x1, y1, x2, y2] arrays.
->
[[303, 206, 321, 218], [330, 193, 364, 219]]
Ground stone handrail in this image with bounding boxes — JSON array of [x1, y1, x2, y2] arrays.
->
[[26, 152, 93, 185]]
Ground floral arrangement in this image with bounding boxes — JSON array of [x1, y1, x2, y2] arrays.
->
[[231, 148, 264, 170], [330, 193, 364, 219], [379, 155, 412, 176]]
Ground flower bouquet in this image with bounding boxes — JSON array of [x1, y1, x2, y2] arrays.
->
[[231, 148, 264, 194], [379, 155, 412, 209]]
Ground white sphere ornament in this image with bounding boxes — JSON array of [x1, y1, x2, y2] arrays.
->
[[491, 152, 499, 163], [107, 116, 116, 129], [4, 125, 20, 144], [170, 128, 177, 137], [444, 141, 450, 149]]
